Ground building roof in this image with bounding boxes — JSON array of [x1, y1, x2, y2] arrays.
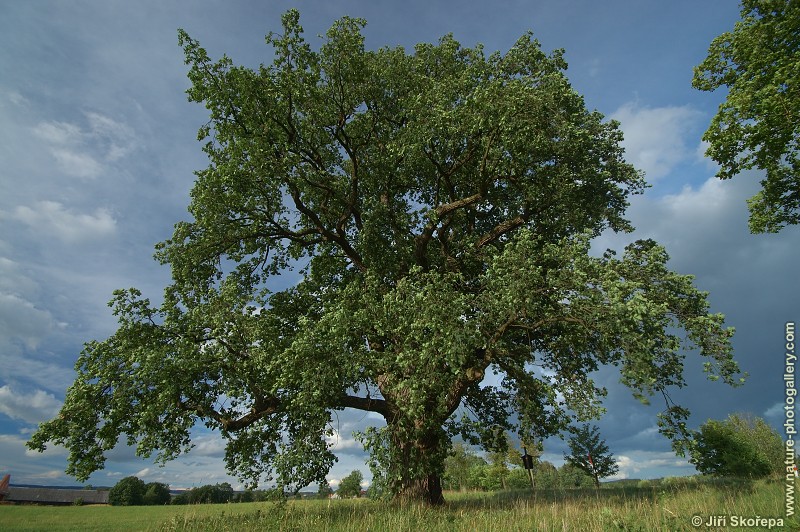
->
[[5, 487, 109, 505]]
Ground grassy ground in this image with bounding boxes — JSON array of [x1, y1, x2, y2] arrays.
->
[[0, 478, 793, 531]]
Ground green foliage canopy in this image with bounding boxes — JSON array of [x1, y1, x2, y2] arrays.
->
[[28, 10, 742, 504], [143, 482, 172, 506], [337, 470, 364, 498], [558, 462, 596, 489], [693, 0, 800, 232], [443, 443, 488, 491], [171, 482, 235, 505], [689, 414, 783, 478], [317, 481, 334, 497], [108, 476, 146, 506]]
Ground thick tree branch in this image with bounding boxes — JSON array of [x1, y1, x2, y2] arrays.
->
[[180, 395, 281, 432], [444, 348, 492, 417], [424, 141, 480, 183], [287, 184, 366, 271], [414, 192, 483, 267], [475, 208, 531, 249], [332, 121, 364, 232], [261, 220, 324, 245], [337, 394, 389, 417]]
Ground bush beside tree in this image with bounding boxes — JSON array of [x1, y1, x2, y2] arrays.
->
[[143, 482, 171, 505], [108, 476, 146, 506], [689, 414, 783, 478], [171, 482, 235, 504], [558, 463, 596, 489]]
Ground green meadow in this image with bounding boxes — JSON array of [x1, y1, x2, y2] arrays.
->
[[0, 478, 792, 531]]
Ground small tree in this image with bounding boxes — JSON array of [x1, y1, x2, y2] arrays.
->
[[443, 443, 488, 491], [564, 424, 619, 488], [534, 461, 560, 490], [187, 482, 235, 504], [558, 463, 595, 489], [171, 492, 189, 505], [143, 482, 171, 505], [337, 470, 364, 498], [216, 482, 234, 503], [108, 476, 146, 506], [506, 467, 533, 489], [317, 481, 334, 498], [363, 468, 389, 501], [235, 490, 255, 503], [689, 414, 783, 478], [485, 431, 528, 490]]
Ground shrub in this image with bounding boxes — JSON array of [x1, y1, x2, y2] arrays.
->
[[143, 482, 171, 505], [690, 414, 783, 478], [337, 470, 363, 498], [108, 476, 146, 506]]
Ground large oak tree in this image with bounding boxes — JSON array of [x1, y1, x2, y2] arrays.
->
[[29, 10, 743, 505]]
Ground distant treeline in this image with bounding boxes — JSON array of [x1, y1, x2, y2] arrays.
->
[[108, 476, 321, 506], [171, 483, 293, 505]]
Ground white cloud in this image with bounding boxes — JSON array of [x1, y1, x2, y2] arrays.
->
[[1, 88, 29, 108], [28, 470, 65, 480], [326, 428, 363, 452], [25, 446, 68, 459], [0, 351, 76, 394], [51, 148, 104, 179], [610, 102, 702, 180], [764, 402, 784, 421], [191, 434, 227, 457], [86, 112, 136, 161], [609, 451, 693, 480], [0, 434, 70, 485], [32, 120, 102, 180], [31, 112, 136, 180], [9, 201, 116, 242], [695, 139, 718, 171], [656, 177, 738, 226], [32, 121, 83, 145], [0, 257, 39, 297], [592, 174, 760, 270], [0, 385, 62, 425], [0, 292, 55, 350]]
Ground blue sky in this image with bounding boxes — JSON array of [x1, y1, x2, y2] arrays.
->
[[1, 0, 797, 490]]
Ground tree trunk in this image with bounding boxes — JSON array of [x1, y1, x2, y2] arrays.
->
[[397, 473, 444, 505], [387, 423, 448, 506]]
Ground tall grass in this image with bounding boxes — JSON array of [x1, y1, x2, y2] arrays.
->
[[1, 477, 793, 531]]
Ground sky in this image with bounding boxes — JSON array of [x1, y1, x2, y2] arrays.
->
[[1, 0, 797, 491]]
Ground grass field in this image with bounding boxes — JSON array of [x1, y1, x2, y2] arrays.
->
[[0, 478, 793, 531]]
